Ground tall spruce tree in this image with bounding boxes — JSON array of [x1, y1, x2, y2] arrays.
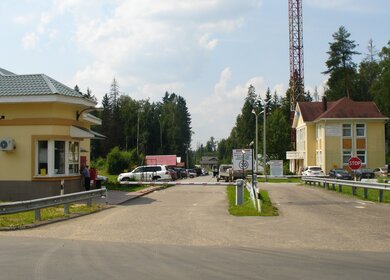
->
[[323, 26, 360, 100]]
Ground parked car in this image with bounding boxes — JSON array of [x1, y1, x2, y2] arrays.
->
[[329, 169, 352, 180], [186, 169, 197, 178], [202, 168, 209, 176], [194, 168, 203, 177], [302, 166, 324, 177], [373, 167, 388, 177], [355, 168, 375, 181], [117, 165, 172, 182], [167, 168, 178, 180]]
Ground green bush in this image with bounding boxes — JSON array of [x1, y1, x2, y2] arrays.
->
[[91, 157, 106, 170], [107, 147, 132, 174]]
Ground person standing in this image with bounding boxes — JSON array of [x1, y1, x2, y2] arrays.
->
[[82, 165, 91, 191]]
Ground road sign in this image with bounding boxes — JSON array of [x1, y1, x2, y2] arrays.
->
[[232, 149, 252, 171], [348, 157, 362, 170]]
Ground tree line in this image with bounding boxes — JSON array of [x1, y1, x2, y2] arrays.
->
[[196, 26, 390, 165], [89, 79, 192, 170]]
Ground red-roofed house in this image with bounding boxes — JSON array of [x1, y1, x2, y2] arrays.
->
[[286, 97, 388, 174]]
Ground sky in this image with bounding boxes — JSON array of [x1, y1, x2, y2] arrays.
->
[[1, 0, 389, 148]]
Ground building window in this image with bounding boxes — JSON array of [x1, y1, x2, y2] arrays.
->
[[356, 124, 365, 137], [342, 124, 352, 137], [37, 141, 48, 176], [35, 140, 80, 177], [54, 141, 65, 174], [357, 150, 366, 164], [68, 142, 80, 174], [343, 150, 352, 165]]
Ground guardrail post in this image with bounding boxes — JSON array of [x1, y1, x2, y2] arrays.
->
[[352, 186, 356, 196], [34, 209, 41, 221], [379, 190, 384, 202], [338, 184, 342, 192], [364, 188, 368, 199], [332, 183, 335, 191], [64, 203, 70, 215]]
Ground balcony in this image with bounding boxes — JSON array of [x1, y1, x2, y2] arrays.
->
[[286, 151, 305, 160]]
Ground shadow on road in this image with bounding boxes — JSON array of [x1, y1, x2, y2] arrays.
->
[[122, 196, 157, 206]]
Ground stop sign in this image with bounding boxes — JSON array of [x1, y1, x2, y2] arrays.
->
[[348, 157, 362, 170]]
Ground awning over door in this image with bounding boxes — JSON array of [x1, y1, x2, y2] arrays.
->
[[70, 126, 106, 139]]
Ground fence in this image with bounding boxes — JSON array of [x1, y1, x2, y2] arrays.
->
[[0, 188, 107, 221], [301, 177, 390, 202]]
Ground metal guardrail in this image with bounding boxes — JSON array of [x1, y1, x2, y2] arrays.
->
[[301, 177, 390, 202], [0, 188, 107, 221], [120, 181, 232, 186]]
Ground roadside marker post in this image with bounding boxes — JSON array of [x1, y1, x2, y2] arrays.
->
[[236, 179, 244, 205]]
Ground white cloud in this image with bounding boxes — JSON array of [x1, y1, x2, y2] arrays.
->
[[191, 67, 268, 144], [22, 32, 39, 49], [307, 0, 390, 13]]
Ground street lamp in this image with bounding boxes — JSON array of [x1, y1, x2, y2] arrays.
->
[[258, 97, 272, 182], [241, 149, 245, 179], [251, 109, 260, 174], [159, 114, 162, 151]]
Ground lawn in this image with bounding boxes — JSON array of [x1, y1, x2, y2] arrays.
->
[[0, 203, 104, 229], [227, 186, 278, 216], [257, 177, 301, 183]]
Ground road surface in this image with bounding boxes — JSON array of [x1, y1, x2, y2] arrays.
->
[[1, 178, 389, 279]]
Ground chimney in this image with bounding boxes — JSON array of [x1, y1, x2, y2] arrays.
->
[[322, 96, 327, 111]]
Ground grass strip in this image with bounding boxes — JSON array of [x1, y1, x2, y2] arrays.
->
[[257, 177, 301, 183], [227, 186, 278, 216], [0, 203, 103, 229]]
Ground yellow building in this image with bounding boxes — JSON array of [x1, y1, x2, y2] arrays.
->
[[0, 68, 102, 200], [287, 97, 388, 174]]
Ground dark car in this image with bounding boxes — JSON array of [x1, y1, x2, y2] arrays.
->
[[356, 168, 375, 181], [329, 169, 352, 180], [167, 169, 178, 181]]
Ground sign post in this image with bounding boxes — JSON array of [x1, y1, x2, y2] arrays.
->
[[348, 157, 362, 181], [233, 149, 252, 179]]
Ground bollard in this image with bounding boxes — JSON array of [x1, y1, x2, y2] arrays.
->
[[60, 179, 65, 195], [236, 179, 244, 205]]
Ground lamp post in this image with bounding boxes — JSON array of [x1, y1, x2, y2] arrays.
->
[[258, 97, 272, 182], [249, 141, 255, 188], [159, 114, 162, 151], [241, 149, 245, 179], [251, 109, 259, 174]]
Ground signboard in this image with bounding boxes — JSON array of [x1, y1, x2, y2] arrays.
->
[[348, 157, 362, 170], [326, 125, 342, 137], [270, 160, 283, 176], [232, 149, 252, 171]]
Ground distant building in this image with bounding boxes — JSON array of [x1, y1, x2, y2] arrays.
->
[[145, 155, 181, 166], [0, 68, 103, 201], [199, 156, 218, 171], [287, 97, 388, 174]]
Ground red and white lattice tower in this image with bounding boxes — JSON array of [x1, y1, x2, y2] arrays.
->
[[288, 0, 304, 146], [288, 0, 304, 110]]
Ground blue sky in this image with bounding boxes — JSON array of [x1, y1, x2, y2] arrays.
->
[[1, 0, 389, 147]]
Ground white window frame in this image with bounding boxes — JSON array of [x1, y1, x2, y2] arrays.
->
[[357, 150, 367, 165], [342, 124, 352, 137], [343, 150, 352, 166], [356, 123, 366, 137], [35, 140, 80, 177]]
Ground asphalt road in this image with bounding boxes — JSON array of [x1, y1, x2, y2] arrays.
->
[[1, 177, 390, 279]]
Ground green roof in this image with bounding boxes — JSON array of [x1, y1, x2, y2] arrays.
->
[[0, 68, 86, 99]]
